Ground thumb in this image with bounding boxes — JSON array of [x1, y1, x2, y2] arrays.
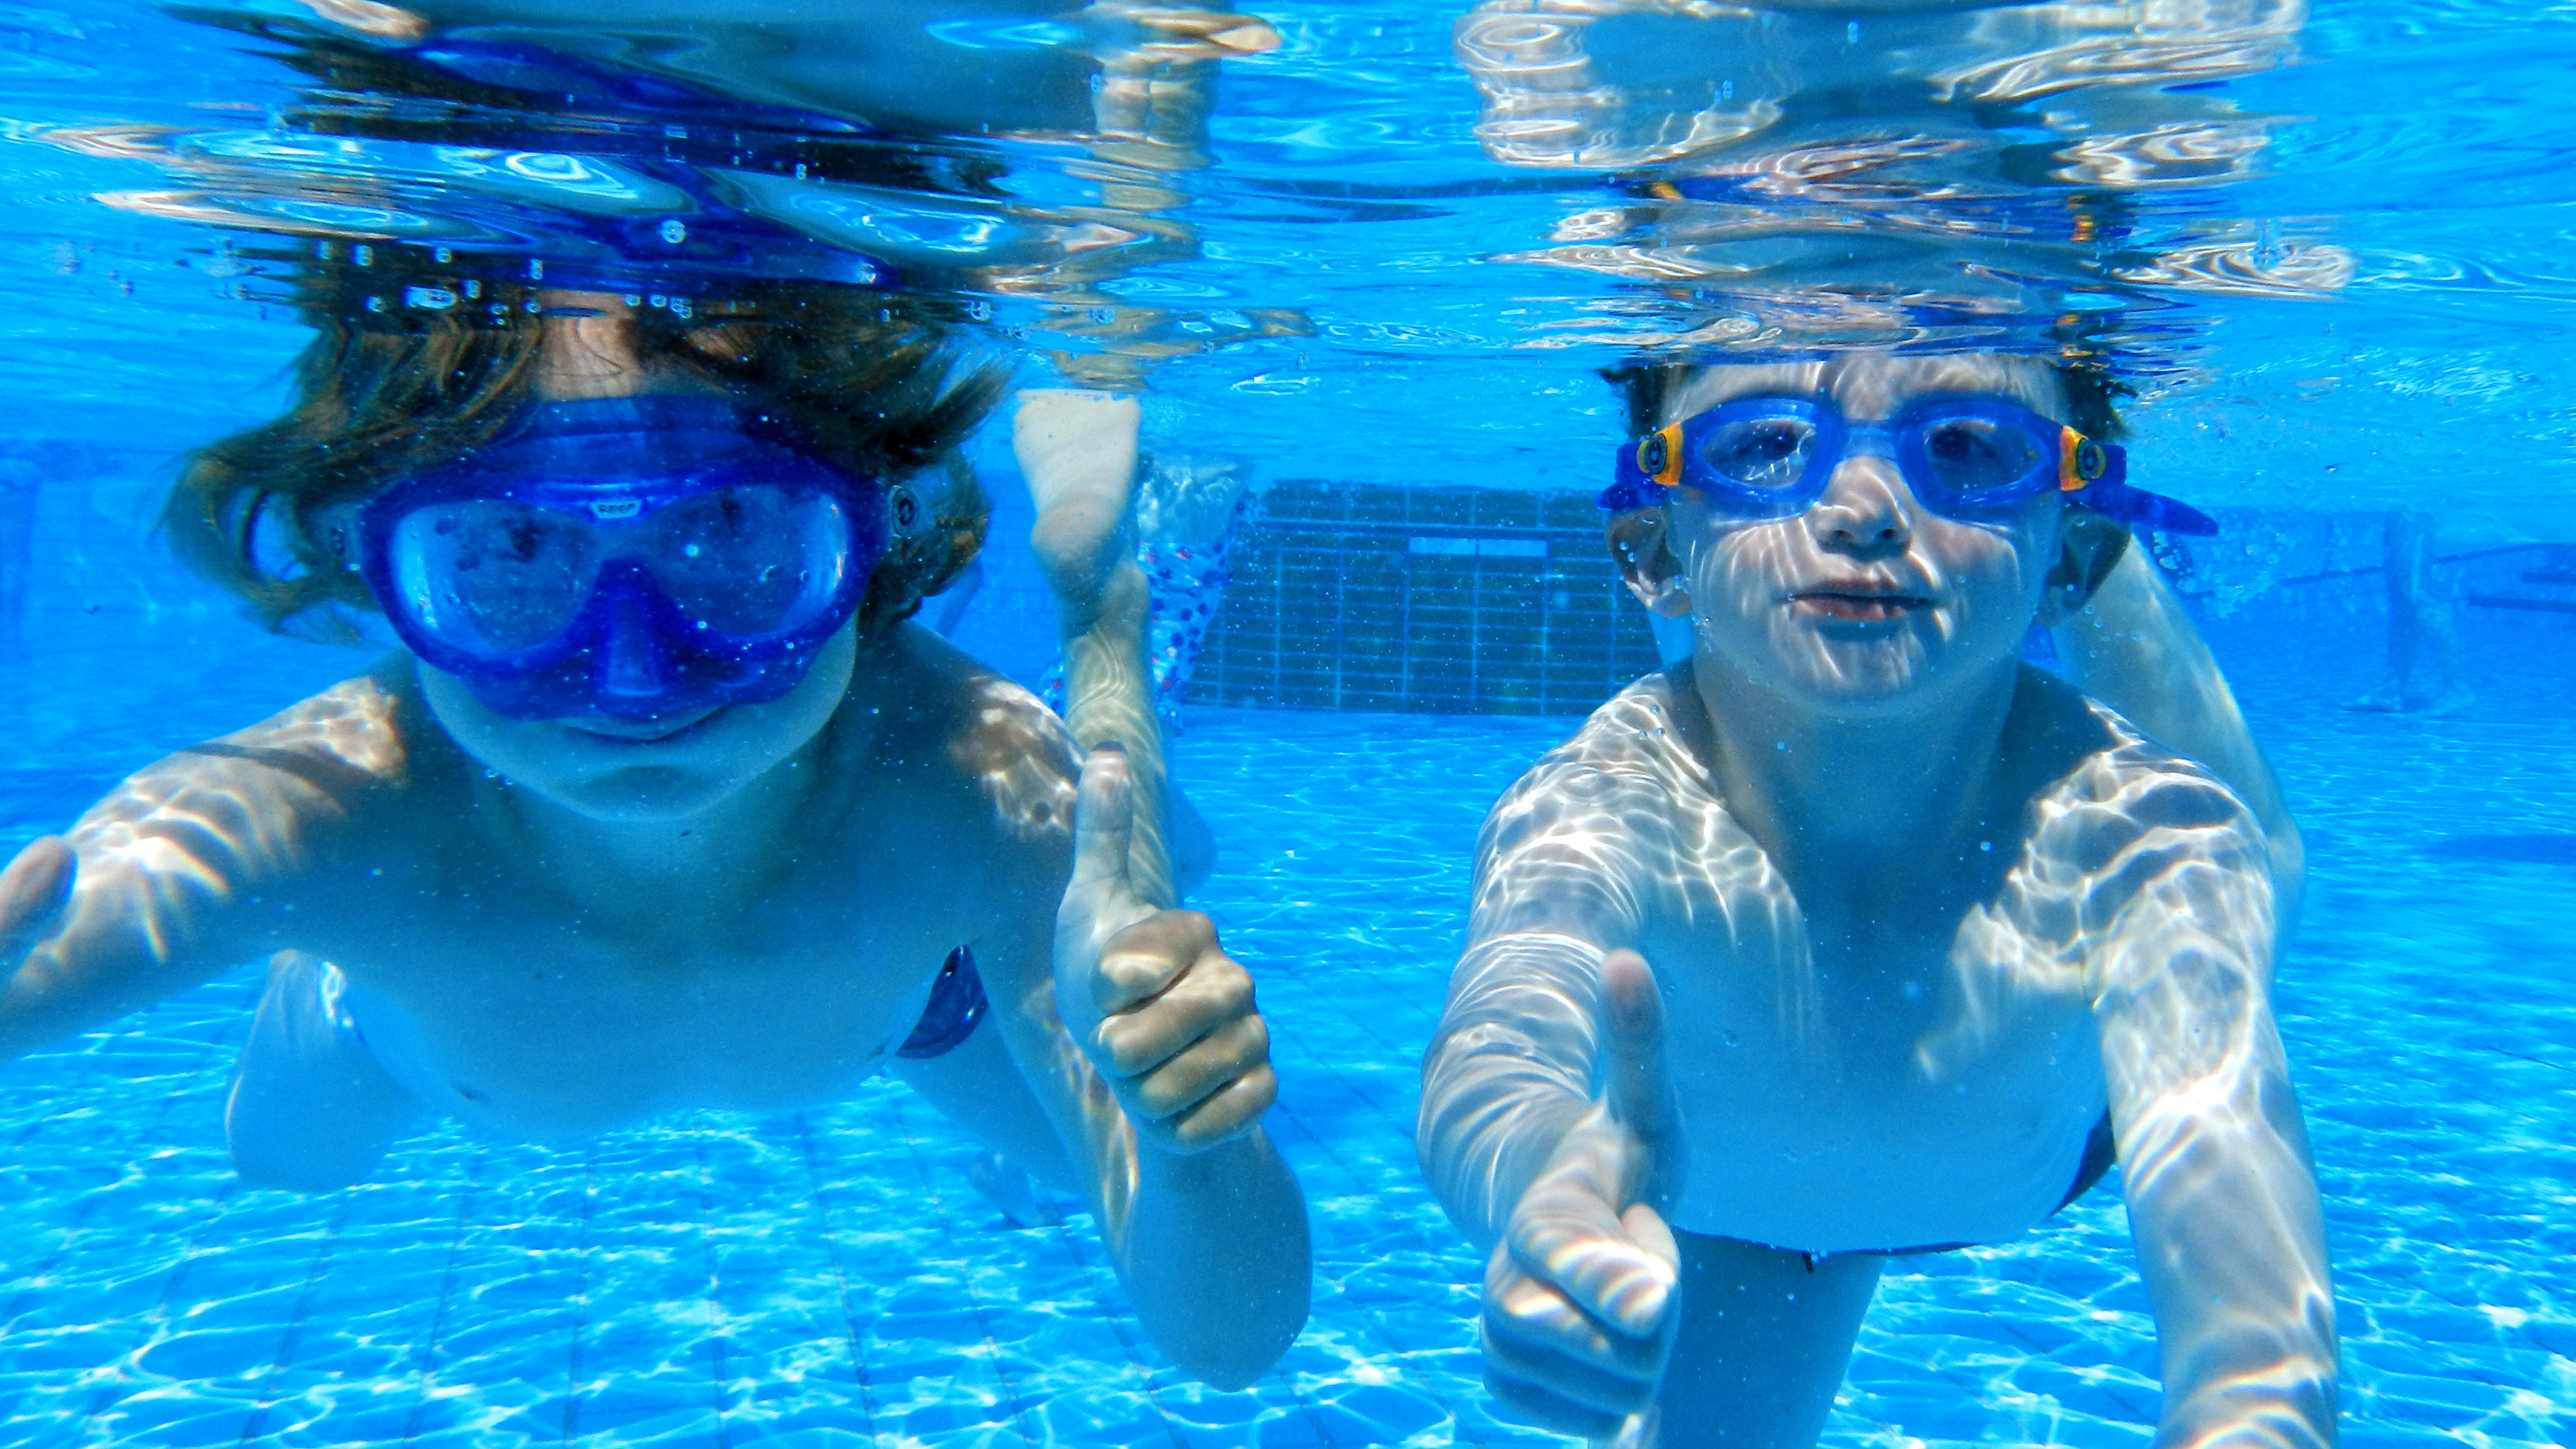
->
[[0, 835, 74, 963], [1602, 950, 1671, 1144], [1067, 743, 1139, 910]]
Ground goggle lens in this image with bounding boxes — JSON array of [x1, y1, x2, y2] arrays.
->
[[384, 481, 856, 660], [1700, 415, 1821, 491], [650, 485, 853, 636], [1911, 410, 2051, 498], [391, 499, 597, 656]]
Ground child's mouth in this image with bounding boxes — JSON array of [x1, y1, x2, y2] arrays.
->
[[1792, 590, 1930, 622], [561, 706, 723, 744]]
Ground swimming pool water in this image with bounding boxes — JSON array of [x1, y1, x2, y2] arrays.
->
[[0, 610, 2567, 1448], [1, 0, 2573, 1442]]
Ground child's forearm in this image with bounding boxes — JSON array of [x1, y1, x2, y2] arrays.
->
[[1116, 1127, 1311, 1390], [2128, 1087, 2339, 1449], [1059, 559, 1176, 909], [1418, 932, 1612, 1247]]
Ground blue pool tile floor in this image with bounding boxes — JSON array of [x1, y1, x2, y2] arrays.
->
[[0, 609, 2571, 1448]]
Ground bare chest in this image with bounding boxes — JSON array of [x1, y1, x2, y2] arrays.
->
[[1646, 862, 2109, 1251], [293, 858, 1001, 1140]]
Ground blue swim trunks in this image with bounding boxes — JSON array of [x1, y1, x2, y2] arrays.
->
[[896, 946, 990, 1060]]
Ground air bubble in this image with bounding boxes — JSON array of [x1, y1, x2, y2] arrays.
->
[[659, 218, 689, 245]]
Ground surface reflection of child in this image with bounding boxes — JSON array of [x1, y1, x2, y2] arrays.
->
[[0, 275, 1307, 1388], [1419, 354, 2335, 1448]]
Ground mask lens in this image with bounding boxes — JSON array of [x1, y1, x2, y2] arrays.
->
[[1699, 415, 1819, 491], [388, 499, 598, 654], [1912, 412, 2047, 497], [645, 483, 852, 637]]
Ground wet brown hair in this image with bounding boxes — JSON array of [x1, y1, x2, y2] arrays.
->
[[166, 256, 1008, 644]]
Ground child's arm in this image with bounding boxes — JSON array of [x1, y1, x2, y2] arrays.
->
[[1418, 763, 1683, 1439], [970, 744, 1309, 1390], [1017, 388, 1180, 910], [2090, 773, 2337, 1449], [0, 676, 403, 1059], [2053, 542, 2305, 929]]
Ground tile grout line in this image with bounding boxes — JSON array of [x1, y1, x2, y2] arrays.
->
[[792, 1110, 889, 1449], [236, 1188, 356, 1444], [78, 1176, 246, 1433], [1031, 1202, 1190, 1449], [693, 1136, 736, 1449], [1, 1012, 244, 1329], [561, 1145, 597, 1448], [880, 1090, 1043, 1448], [401, 1147, 487, 1444]]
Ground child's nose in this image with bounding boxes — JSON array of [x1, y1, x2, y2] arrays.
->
[[1807, 454, 1913, 555], [597, 594, 666, 702]]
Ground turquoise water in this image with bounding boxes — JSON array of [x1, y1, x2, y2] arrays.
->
[[3, 622, 2573, 1446], [0, 0, 2573, 1445]]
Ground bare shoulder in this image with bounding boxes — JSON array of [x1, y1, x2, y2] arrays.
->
[[2019, 667, 2266, 868], [1470, 672, 1703, 943], [77, 660, 424, 836], [2012, 668, 2275, 982], [846, 624, 1081, 859], [1485, 670, 1700, 847]]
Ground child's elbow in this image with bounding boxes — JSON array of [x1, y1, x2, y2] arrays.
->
[[1172, 1281, 1309, 1390]]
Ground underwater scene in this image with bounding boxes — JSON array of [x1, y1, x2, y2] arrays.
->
[[0, 0, 2569, 1445]]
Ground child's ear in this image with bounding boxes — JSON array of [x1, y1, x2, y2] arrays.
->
[[2037, 507, 2131, 626], [1609, 508, 1691, 618]]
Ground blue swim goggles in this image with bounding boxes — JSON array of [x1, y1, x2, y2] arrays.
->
[[355, 394, 886, 722], [1598, 395, 2217, 536]]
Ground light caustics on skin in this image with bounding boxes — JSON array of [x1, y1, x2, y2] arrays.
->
[[1422, 337, 2329, 1440], [947, 672, 1084, 844], [1420, 668, 2332, 1354], [0, 679, 406, 1056]]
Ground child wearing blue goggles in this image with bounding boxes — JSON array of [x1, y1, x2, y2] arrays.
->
[[0, 288, 1310, 1390], [1423, 352, 2327, 1449]]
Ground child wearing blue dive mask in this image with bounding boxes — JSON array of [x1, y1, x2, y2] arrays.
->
[[1418, 352, 2335, 1449], [0, 281, 1309, 1390]]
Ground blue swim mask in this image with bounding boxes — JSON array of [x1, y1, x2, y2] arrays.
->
[[1597, 395, 2217, 536], [355, 394, 886, 722]]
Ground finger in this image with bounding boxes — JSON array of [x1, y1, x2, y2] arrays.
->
[[0, 836, 74, 959], [1481, 1258, 1663, 1429], [1068, 743, 1137, 902], [1482, 1325, 1660, 1425], [1484, 1261, 1670, 1384], [1092, 909, 1217, 1019], [1095, 932, 1241, 1066], [1601, 950, 1671, 1144], [1481, 1357, 1634, 1442], [1126, 1013, 1267, 1120], [1160, 1063, 1275, 1152], [1514, 1196, 1678, 1339]]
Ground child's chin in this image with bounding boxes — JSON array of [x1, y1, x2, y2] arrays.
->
[[537, 762, 756, 823], [1771, 640, 1962, 710]]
